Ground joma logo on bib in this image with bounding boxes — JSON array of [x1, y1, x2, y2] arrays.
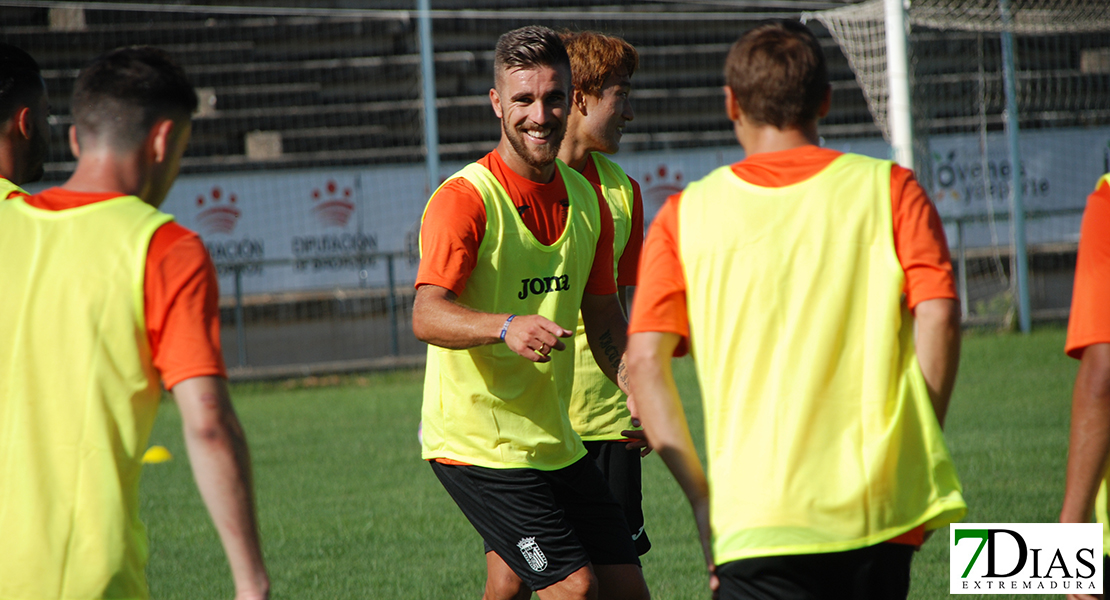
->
[[518, 275, 570, 300]]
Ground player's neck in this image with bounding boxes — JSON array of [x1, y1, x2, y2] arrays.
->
[[0, 139, 23, 185], [62, 150, 152, 203], [735, 119, 820, 157], [557, 129, 592, 173]]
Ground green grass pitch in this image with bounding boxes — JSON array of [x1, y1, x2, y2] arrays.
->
[[140, 327, 1078, 598]]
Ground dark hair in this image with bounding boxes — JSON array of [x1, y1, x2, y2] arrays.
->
[[72, 46, 197, 150], [494, 25, 570, 87], [724, 20, 828, 129], [0, 43, 45, 121], [560, 30, 638, 97]]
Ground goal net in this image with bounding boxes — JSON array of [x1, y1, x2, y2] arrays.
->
[[812, 0, 1110, 326]]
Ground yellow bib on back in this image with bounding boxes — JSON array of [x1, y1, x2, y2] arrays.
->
[[0, 176, 27, 199], [678, 154, 966, 563], [420, 160, 601, 470], [568, 153, 636, 440], [0, 195, 171, 599]]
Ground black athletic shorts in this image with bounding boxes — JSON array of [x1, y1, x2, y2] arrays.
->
[[431, 455, 641, 591], [583, 439, 651, 556], [716, 542, 915, 600], [480, 440, 651, 558]]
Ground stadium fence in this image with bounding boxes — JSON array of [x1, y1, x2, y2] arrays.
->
[[3, 0, 1105, 375]]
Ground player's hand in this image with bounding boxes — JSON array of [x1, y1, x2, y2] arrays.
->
[[620, 427, 653, 457], [503, 314, 572, 363], [1066, 594, 1101, 600], [708, 563, 720, 600]]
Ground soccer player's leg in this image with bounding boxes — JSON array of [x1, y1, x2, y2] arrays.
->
[[485, 551, 532, 600], [550, 455, 650, 600], [430, 460, 596, 598], [585, 440, 651, 555]]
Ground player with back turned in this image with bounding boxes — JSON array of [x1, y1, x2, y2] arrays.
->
[[413, 25, 650, 600], [1059, 173, 1110, 600], [481, 30, 650, 600], [626, 20, 967, 599], [0, 42, 50, 198], [0, 47, 268, 600]]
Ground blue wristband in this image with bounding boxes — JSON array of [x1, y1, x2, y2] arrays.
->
[[499, 314, 516, 341]]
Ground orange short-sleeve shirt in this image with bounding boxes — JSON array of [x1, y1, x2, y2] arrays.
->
[[1065, 180, 1110, 359], [21, 188, 226, 389], [416, 150, 617, 296], [629, 145, 956, 344]]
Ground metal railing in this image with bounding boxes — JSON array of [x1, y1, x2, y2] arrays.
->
[[944, 207, 1084, 322], [214, 250, 413, 370]]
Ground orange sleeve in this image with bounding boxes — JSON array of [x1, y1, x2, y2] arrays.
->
[[584, 184, 617, 295], [146, 222, 227, 389], [414, 178, 486, 295], [616, 177, 644, 287], [1066, 182, 1110, 359], [891, 165, 957, 310], [628, 193, 689, 355]]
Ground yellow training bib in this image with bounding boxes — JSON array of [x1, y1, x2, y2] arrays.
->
[[678, 154, 966, 563], [0, 195, 171, 599], [568, 153, 637, 441], [420, 160, 601, 470]]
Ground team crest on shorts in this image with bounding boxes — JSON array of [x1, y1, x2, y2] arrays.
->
[[517, 537, 548, 572]]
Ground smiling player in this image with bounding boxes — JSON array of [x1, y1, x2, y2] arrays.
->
[[413, 25, 650, 600], [482, 30, 650, 600]]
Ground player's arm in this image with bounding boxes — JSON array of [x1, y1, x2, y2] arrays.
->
[[172, 376, 269, 600], [412, 284, 571, 362], [1061, 343, 1110, 524], [581, 291, 630, 393], [578, 180, 629, 389], [412, 177, 572, 362], [626, 331, 717, 594], [914, 298, 961, 428], [891, 166, 961, 428], [1062, 343, 1110, 600]]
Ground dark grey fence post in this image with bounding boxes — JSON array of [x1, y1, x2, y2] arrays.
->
[[235, 265, 247, 367], [956, 218, 968, 320], [387, 254, 399, 356]]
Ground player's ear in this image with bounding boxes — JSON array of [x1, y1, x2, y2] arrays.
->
[[572, 87, 588, 115], [148, 119, 175, 164], [723, 85, 742, 122], [817, 85, 832, 119], [489, 87, 503, 119], [67, 125, 80, 159], [15, 107, 33, 140]]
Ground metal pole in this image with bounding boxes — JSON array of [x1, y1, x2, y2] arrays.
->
[[1000, 0, 1032, 333], [234, 266, 247, 367], [884, 0, 914, 169], [418, 0, 440, 195], [957, 219, 969, 320], [387, 254, 399, 356]]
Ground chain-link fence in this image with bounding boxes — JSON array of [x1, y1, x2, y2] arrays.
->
[[5, 0, 1100, 374]]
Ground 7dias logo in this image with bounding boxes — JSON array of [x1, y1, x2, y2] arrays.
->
[[950, 523, 1102, 594]]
